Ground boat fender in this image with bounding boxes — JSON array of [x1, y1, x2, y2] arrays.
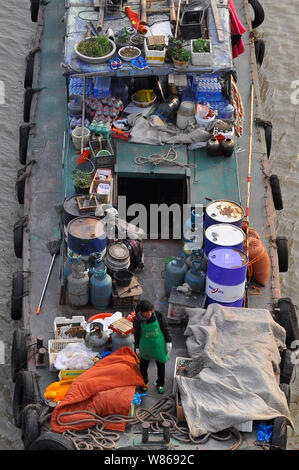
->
[[21, 406, 40, 450], [270, 417, 288, 450], [269, 175, 283, 211], [274, 298, 299, 348], [254, 38, 265, 66], [248, 0, 265, 29], [19, 123, 35, 165], [11, 271, 25, 320], [13, 216, 27, 259], [279, 383, 291, 407], [30, 0, 40, 23], [256, 118, 272, 158], [276, 236, 288, 273], [15, 160, 36, 204], [24, 47, 41, 89], [28, 432, 76, 450], [23, 87, 43, 123], [11, 329, 28, 382], [13, 371, 36, 428], [280, 349, 294, 385]]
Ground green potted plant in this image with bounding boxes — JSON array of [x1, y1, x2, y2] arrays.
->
[[171, 47, 191, 69], [71, 169, 92, 195], [144, 35, 166, 64], [191, 38, 212, 66], [115, 28, 132, 49], [74, 35, 116, 64], [167, 36, 183, 59], [130, 32, 145, 51]]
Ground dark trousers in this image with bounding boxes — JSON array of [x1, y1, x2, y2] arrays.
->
[[140, 358, 165, 387]]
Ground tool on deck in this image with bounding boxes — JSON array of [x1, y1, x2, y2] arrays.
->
[[36, 239, 62, 315], [210, 0, 224, 42], [94, 0, 106, 33], [140, 0, 176, 26]]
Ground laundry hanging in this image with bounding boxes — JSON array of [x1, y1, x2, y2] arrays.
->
[[229, 0, 246, 59]]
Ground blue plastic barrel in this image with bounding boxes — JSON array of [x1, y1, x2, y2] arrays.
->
[[205, 247, 248, 307], [204, 200, 244, 229], [204, 224, 245, 256]]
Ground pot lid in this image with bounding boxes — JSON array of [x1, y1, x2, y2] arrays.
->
[[67, 217, 105, 240], [108, 242, 130, 260]]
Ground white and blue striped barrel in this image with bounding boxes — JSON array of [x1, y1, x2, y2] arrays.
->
[[205, 247, 248, 307], [204, 223, 245, 256], [204, 200, 244, 230]]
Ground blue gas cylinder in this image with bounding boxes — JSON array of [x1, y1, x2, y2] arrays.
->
[[184, 260, 206, 293], [64, 251, 82, 279], [90, 262, 112, 309], [110, 78, 129, 107], [111, 332, 135, 352], [165, 257, 188, 295]]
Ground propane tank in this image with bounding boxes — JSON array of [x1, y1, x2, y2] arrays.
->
[[184, 260, 206, 293], [67, 260, 89, 307], [64, 251, 82, 279], [111, 332, 135, 352], [185, 248, 207, 270], [90, 262, 112, 309], [165, 257, 188, 295]]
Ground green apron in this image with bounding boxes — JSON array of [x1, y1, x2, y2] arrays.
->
[[139, 315, 169, 363]]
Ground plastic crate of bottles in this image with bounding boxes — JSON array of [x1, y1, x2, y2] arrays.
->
[[69, 77, 94, 96]]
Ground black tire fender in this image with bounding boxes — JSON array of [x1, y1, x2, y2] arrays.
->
[[270, 417, 288, 450], [19, 124, 32, 165], [21, 406, 40, 450], [13, 217, 27, 259], [11, 272, 24, 320], [30, 0, 40, 23], [248, 0, 265, 29], [280, 349, 294, 385], [276, 236, 288, 273], [269, 175, 283, 210], [24, 47, 40, 89], [11, 329, 28, 382], [254, 38, 265, 66], [28, 432, 76, 450], [265, 123, 272, 158], [274, 297, 299, 348], [16, 168, 26, 204], [23, 87, 43, 122], [13, 371, 35, 428]]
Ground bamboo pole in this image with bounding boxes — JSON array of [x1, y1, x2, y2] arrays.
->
[[174, 0, 182, 38], [245, 82, 255, 257], [81, 76, 86, 156]]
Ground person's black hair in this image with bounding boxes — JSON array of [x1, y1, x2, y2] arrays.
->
[[135, 300, 154, 313]]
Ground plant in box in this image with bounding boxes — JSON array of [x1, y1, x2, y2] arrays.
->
[[144, 35, 166, 64], [191, 38, 212, 66], [71, 170, 92, 195]]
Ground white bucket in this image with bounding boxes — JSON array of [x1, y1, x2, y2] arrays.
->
[[72, 126, 90, 150]]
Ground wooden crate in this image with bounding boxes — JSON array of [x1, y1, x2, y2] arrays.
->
[[110, 318, 134, 336], [76, 195, 98, 212], [89, 173, 112, 203]]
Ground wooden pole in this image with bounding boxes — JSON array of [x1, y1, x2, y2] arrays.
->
[[174, 0, 182, 38]]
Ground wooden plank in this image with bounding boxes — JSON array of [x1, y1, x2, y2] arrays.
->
[[210, 0, 225, 43]]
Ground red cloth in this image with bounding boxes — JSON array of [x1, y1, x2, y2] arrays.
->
[[229, 0, 246, 58], [51, 346, 146, 433]]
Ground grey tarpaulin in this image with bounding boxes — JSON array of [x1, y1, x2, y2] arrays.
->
[[176, 304, 294, 437], [127, 114, 211, 146]]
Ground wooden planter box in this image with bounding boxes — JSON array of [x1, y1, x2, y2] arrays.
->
[[89, 171, 112, 203], [76, 195, 98, 213]]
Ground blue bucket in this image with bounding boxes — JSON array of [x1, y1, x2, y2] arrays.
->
[[204, 223, 245, 256], [67, 216, 106, 258], [204, 200, 244, 229], [205, 247, 248, 307]]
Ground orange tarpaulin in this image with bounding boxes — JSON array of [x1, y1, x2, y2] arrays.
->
[[51, 346, 146, 433]]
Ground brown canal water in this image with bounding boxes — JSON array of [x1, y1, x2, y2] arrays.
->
[[0, 0, 298, 449]]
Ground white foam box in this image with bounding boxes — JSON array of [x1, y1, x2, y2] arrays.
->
[[235, 421, 253, 433], [48, 338, 85, 371], [54, 315, 86, 339], [173, 357, 193, 395]]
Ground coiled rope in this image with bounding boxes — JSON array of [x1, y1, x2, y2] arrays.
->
[[53, 397, 242, 450], [134, 146, 191, 168]]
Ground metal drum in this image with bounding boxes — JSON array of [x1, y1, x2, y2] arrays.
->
[[67, 216, 106, 259], [204, 223, 245, 256], [105, 242, 131, 275], [63, 196, 81, 241], [205, 247, 248, 307], [204, 200, 244, 229]]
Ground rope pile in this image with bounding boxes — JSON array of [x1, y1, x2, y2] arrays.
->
[[51, 397, 242, 450], [134, 146, 190, 168]]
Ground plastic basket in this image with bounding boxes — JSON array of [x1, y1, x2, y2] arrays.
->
[[48, 338, 85, 371], [105, 0, 123, 17]]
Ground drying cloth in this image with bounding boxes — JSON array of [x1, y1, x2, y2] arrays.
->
[[177, 304, 293, 437], [51, 346, 146, 433], [229, 0, 246, 58]]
